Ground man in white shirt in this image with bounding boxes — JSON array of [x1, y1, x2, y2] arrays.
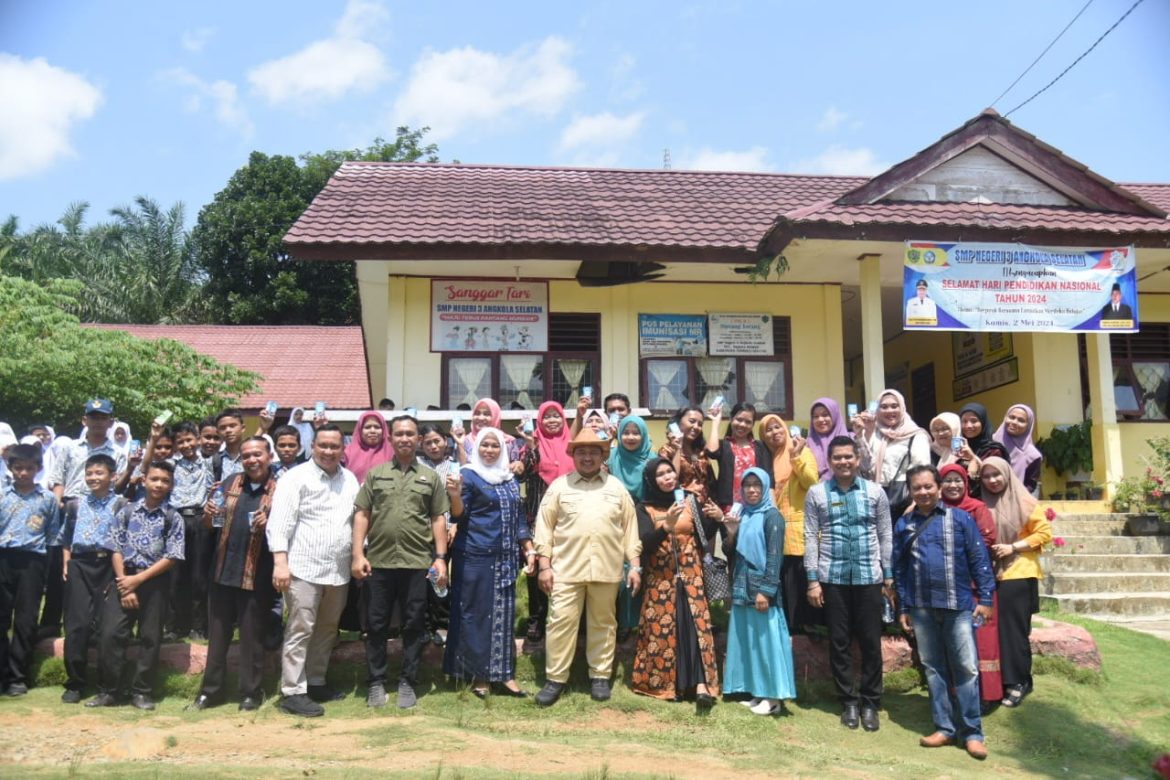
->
[[906, 279, 938, 324], [266, 424, 359, 717]]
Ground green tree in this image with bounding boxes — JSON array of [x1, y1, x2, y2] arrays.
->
[[192, 126, 440, 325], [0, 273, 258, 434]]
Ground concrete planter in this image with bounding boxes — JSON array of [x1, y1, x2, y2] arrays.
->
[[1125, 514, 1166, 536]]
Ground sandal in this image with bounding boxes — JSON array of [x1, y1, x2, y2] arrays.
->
[[1001, 684, 1025, 708]]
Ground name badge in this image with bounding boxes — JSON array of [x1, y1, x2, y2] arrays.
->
[[830, 501, 845, 508]]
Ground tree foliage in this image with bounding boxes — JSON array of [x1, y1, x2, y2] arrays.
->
[[192, 126, 440, 325], [0, 273, 258, 434]]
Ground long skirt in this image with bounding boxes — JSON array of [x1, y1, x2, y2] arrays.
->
[[443, 552, 516, 683], [617, 561, 644, 631], [723, 603, 796, 701], [975, 591, 1004, 703], [997, 577, 1039, 689]]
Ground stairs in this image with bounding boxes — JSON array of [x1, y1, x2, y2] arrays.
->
[[1041, 512, 1170, 640]]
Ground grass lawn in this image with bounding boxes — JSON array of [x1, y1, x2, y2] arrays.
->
[[1, 611, 1167, 779]]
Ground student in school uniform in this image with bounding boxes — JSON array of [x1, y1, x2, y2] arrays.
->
[[0, 444, 62, 695], [89, 461, 183, 710]]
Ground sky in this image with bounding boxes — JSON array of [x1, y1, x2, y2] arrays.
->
[[2, 0, 1168, 230]]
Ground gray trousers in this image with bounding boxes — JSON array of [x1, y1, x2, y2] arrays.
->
[[280, 577, 347, 696]]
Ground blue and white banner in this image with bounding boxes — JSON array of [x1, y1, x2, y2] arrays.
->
[[638, 314, 707, 356], [904, 241, 1138, 333]]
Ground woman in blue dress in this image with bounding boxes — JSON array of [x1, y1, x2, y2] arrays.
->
[[722, 467, 796, 715], [443, 427, 536, 698]]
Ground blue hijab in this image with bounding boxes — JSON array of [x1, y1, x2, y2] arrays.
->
[[737, 467, 774, 572], [607, 415, 652, 500]]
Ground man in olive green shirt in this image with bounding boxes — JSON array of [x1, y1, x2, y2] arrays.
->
[[534, 429, 641, 707], [353, 416, 453, 709]]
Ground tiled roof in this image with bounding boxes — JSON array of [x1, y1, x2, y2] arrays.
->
[[284, 163, 865, 259], [86, 325, 371, 410]]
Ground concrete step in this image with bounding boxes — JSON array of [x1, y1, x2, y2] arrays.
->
[[1047, 554, 1170, 574], [1043, 572, 1170, 595], [1049, 520, 1128, 536], [1041, 591, 1170, 617], [1054, 513, 1133, 523], [1055, 535, 1170, 555]]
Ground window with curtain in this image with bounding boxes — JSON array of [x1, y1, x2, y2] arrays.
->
[[500, 355, 544, 410], [447, 358, 492, 409], [1078, 327, 1170, 421]]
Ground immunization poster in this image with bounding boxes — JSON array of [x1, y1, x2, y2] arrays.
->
[[903, 241, 1138, 333]]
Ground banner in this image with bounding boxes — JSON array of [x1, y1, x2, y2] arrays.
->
[[903, 242, 1138, 332], [709, 313, 774, 356], [639, 314, 707, 356], [431, 280, 548, 352]]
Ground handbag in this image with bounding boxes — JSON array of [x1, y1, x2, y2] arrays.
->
[[883, 440, 915, 517], [691, 496, 731, 601]]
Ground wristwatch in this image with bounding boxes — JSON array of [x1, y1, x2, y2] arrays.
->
[[434, 552, 448, 561]]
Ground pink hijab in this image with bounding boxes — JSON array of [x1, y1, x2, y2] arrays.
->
[[465, 398, 514, 456], [534, 401, 573, 486], [343, 411, 394, 484], [994, 404, 1043, 485]]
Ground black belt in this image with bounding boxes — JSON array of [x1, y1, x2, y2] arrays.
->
[[177, 507, 202, 517], [71, 550, 111, 560]]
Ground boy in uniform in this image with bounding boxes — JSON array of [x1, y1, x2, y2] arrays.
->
[[90, 461, 183, 710], [0, 444, 61, 695], [199, 418, 222, 460], [271, 425, 303, 479]]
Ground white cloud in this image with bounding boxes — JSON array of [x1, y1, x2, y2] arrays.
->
[[680, 146, 772, 172], [393, 36, 580, 141], [180, 27, 216, 53], [793, 145, 887, 175], [559, 111, 645, 150], [248, 0, 391, 106], [610, 53, 643, 102], [817, 106, 847, 132], [160, 68, 253, 137], [0, 54, 102, 180]]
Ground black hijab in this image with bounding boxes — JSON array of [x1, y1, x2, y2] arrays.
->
[[639, 457, 678, 509], [959, 402, 1007, 459]]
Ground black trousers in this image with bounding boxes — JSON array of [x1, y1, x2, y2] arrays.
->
[[0, 549, 47, 688], [525, 572, 547, 632], [170, 510, 213, 635], [201, 581, 274, 700], [822, 582, 885, 709], [365, 568, 427, 686], [998, 577, 1039, 689], [63, 555, 113, 691], [98, 569, 169, 696], [38, 544, 65, 631]]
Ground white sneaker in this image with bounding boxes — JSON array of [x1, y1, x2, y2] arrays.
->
[[750, 698, 780, 716], [740, 697, 762, 708]]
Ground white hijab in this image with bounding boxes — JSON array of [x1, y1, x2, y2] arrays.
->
[[110, 421, 132, 454], [461, 427, 513, 485], [289, 407, 314, 456]]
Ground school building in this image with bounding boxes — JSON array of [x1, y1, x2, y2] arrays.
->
[[283, 110, 1170, 498]]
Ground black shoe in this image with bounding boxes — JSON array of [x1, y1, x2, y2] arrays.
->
[[491, 682, 529, 698], [695, 692, 716, 714], [6, 682, 28, 697], [239, 693, 265, 712], [130, 694, 155, 711], [471, 687, 488, 700], [860, 706, 880, 732], [61, 689, 82, 704], [187, 693, 220, 711], [278, 693, 324, 717], [85, 692, 117, 708], [525, 621, 544, 644], [535, 681, 565, 707], [307, 684, 345, 703], [841, 703, 860, 729], [589, 678, 611, 702]]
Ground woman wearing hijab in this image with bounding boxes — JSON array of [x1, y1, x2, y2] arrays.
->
[[939, 463, 1003, 712], [458, 398, 525, 466], [994, 405, 1043, 495], [979, 456, 1052, 709], [631, 458, 720, 712], [928, 413, 963, 469], [517, 401, 574, 645], [288, 408, 315, 457], [958, 403, 1010, 498], [807, 398, 851, 481], [607, 415, 653, 639], [342, 411, 395, 485], [444, 428, 534, 698], [722, 467, 795, 716], [758, 415, 820, 633], [109, 421, 132, 455], [854, 389, 931, 517]]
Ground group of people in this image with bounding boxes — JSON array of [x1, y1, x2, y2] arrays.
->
[[0, 388, 1053, 760]]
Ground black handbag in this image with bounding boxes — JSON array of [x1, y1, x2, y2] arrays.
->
[[883, 441, 915, 517], [691, 496, 731, 601]]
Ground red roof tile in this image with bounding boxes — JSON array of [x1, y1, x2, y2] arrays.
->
[[85, 325, 371, 410]]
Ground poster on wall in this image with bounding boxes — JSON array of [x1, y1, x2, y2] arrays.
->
[[952, 332, 1014, 378], [903, 241, 1138, 333], [638, 314, 707, 356], [431, 280, 548, 352], [953, 358, 1020, 401], [708, 312, 774, 356]]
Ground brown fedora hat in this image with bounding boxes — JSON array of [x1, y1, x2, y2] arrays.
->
[[566, 427, 608, 453]]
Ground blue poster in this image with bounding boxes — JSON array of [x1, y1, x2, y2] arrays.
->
[[904, 241, 1138, 333], [638, 314, 707, 356]]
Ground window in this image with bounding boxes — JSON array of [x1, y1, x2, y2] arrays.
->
[[1079, 327, 1170, 421], [641, 317, 792, 417], [441, 313, 600, 409]]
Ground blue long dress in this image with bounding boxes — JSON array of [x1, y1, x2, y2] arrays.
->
[[443, 469, 528, 682], [722, 472, 797, 701]]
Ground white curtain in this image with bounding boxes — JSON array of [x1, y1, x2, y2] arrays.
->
[[1134, 362, 1170, 420], [744, 361, 781, 410], [695, 358, 732, 408], [451, 358, 490, 409], [648, 360, 684, 410], [558, 359, 587, 407], [502, 355, 541, 409]]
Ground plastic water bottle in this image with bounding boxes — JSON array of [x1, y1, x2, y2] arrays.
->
[[973, 614, 986, 629], [211, 485, 227, 528], [427, 566, 448, 598], [881, 595, 896, 625]]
